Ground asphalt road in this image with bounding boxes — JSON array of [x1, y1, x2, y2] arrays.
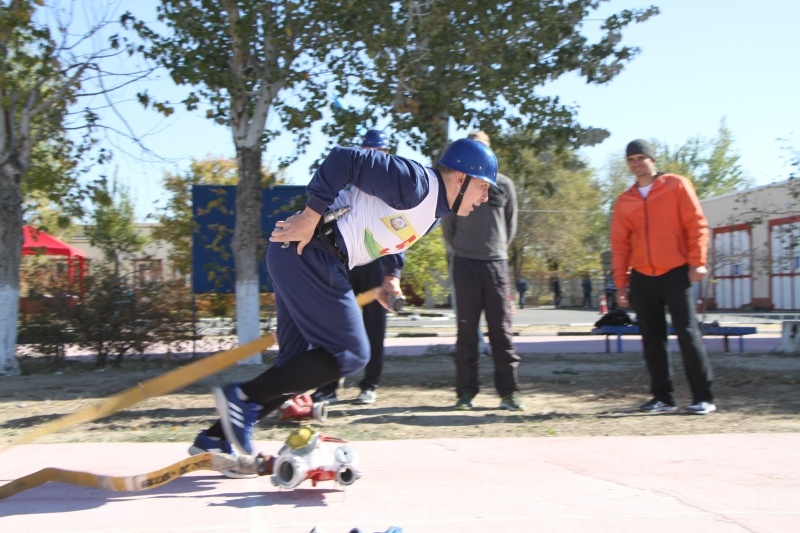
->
[[390, 305, 796, 329], [207, 305, 796, 337]]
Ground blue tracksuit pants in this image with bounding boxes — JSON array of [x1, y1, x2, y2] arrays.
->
[[267, 240, 370, 377]]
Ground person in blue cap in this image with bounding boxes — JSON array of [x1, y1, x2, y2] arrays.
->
[[191, 136, 499, 457], [311, 129, 403, 406]]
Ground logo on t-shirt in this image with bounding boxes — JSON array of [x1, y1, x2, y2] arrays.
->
[[361, 214, 420, 259]]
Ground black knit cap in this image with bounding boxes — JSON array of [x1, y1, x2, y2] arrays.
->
[[626, 139, 655, 160]]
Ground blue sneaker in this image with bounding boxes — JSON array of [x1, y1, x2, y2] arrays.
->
[[685, 401, 717, 415], [188, 429, 257, 479], [214, 383, 262, 455], [188, 429, 234, 456]]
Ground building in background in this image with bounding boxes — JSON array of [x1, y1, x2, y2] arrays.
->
[[63, 224, 181, 288], [701, 179, 799, 311]]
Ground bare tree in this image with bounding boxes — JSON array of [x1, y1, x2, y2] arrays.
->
[[0, 0, 152, 375]]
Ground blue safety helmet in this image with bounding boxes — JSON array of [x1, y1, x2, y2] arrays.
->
[[361, 129, 389, 149], [438, 138, 498, 186]]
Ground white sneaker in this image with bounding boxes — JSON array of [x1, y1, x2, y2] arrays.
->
[[355, 389, 377, 404]]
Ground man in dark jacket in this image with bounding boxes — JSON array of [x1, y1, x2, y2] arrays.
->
[[441, 131, 523, 411]]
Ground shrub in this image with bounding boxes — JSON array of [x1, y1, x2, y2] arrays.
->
[[18, 265, 196, 367]]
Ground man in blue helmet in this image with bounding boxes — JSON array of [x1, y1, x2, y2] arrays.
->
[[191, 137, 498, 457], [310, 129, 403, 406], [360, 128, 389, 151]]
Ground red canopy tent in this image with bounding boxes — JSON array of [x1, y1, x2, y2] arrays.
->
[[22, 226, 87, 283]]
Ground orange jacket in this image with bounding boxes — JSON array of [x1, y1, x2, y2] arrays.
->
[[610, 173, 708, 290]]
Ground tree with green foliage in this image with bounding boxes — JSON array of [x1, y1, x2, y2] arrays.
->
[[403, 225, 448, 305], [119, 1, 661, 347], [1, 0, 147, 376], [125, 1, 361, 353], [493, 133, 604, 280], [151, 158, 241, 277], [597, 156, 632, 211], [84, 176, 147, 274], [327, 1, 659, 162], [653, 121, 750, 199]]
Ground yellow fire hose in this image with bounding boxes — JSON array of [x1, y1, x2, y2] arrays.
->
[[0, 452, 271, 500], [0, 288, 380, 499]]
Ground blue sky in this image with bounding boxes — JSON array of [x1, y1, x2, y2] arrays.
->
[[97, 0, 800, 220]]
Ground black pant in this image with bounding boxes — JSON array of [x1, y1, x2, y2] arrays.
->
[[317, 261, 387, 395], [452, 257, 521, 399], [206, 346, 340, 439], [630, 265, 714, 405]]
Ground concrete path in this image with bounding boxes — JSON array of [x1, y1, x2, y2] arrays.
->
[[4, 326, 794, 532], [1, 435, 798, 532]]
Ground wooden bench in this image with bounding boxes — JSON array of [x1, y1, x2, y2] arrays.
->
[[591, 325, 757, 353]]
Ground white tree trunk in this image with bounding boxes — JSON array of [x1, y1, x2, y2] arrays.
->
[[0, 285, 21, 376], [0, 163, 24, 377], [223, 9, 279, 365], [232, 145, 264, 365], [235, 279, 262, 365]]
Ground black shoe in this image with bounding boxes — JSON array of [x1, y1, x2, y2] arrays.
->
[[685, 401, 716, 415], [640, 399, 677, 413], [499, 392, 525, 411], [310, 389, 338, 405], [455, 395, 474, 411]]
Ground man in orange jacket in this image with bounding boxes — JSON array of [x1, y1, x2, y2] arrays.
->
[[610, 139, 715, 415]]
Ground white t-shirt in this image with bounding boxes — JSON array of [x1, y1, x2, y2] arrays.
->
[[332, 168, 440, 269]]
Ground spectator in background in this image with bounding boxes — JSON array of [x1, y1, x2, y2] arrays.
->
[[516, 277, 529, 308], [604, 275, 618, 310], [441, 130, 524, 411], [582, 275, 593, 308], [550, 276, 562, 308], [611, 138, 715, 416]]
